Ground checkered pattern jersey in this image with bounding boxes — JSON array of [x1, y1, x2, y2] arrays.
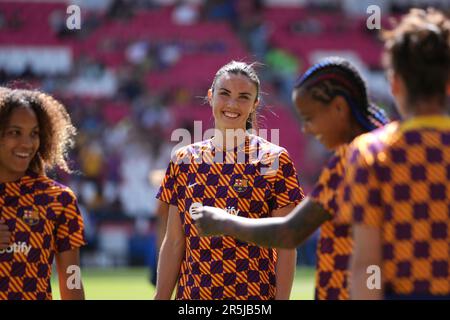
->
[[0, 171, 86, 300], [309, 145, 351, 300], [341, 117, 450, 297], [156, 134, 304, 300]]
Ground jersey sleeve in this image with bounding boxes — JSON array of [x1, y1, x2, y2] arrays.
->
[[268, 150, 305, 210], [338, 144, 383, 228], [309, 146, 347, 218], [55, 189, 87, 253], [156, 160, 179, 206]]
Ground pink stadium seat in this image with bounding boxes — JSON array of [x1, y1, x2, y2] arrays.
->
[[102, 101, 131, 124]]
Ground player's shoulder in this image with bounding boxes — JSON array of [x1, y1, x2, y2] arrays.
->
[[351, 122, 399, 151], [25, 171, 78, 201], [324, 144, 349, 173], [348, 122, 399, 166], [248, 133, 288, 158], [170, 139, 212, 163]]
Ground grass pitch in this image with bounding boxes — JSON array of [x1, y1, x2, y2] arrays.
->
[[51, 266, 316, 300]]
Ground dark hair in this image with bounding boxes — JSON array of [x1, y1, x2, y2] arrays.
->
[[294, 57, 389, 131], [0, 89, 76, 174], [382, 8, 450, 106], [211, 61, 261, 130]]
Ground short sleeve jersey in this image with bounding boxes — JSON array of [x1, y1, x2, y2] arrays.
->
[[0, 171, 86, 300], [157, 134, 304, 300], [341, 117, 450, 297], [310, 145, 352, 300]]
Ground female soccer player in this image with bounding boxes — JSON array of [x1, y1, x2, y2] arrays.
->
[[192, 57, 389, 300], [0, 89, 86, 300], [342, 8, 450, 299], [155, 61, 304, 300]]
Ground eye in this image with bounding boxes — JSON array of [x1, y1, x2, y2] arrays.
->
[[31, 130, 40, 138], [299, 114, 308, 121], [238, 95, 250, 101], [6, 129, 20, 137], [219, 91, 229, 96]]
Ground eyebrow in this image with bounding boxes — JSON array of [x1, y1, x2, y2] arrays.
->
[[297, 110, 310, 117], [218, 87, 252, 97], [6, 125, 39, 130]]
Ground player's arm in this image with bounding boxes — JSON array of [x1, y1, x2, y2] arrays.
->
[[156, 200, 169, 251], [271, 204, 297, 300], [154, 204, 185, 300], [55, 248, 85, 300], [350, 225, 383, 300], [192, 197, 331, 249]]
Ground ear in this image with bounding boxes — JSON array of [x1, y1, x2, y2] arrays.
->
[[252, 98, 260, 113], [389, 70, 402, 97], [331, 95, 350, 119], [207, 88, 213, 106]]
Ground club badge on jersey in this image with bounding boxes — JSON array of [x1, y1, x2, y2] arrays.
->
[[233, 179, 248, 192], [22, 207, 40, 226]]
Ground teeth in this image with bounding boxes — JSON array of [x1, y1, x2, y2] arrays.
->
[[15, 152, 30, 158], [224, 112, 239, 118]]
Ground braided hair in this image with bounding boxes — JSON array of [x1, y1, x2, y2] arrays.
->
[[295, 57, 389, 131]]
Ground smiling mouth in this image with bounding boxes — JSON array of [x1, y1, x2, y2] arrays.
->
[[223, 111, 240, 119], [14, 152, 32, 160]]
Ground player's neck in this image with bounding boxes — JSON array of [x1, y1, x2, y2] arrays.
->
[[348, 123, 366, 143], [0, 169, 26, 184], [402, 100, 448, 120], [212, 127, 248, 151]]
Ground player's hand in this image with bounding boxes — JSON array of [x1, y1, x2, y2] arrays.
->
[[0, 219, 12, 250], [191, 206, 230, 237]]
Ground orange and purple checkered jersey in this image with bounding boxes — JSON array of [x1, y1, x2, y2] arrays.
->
[[156, 134, 304, 300], [341, 116, 450, 297], [309, 145, 352, 300], [0, 171, 86, 300]]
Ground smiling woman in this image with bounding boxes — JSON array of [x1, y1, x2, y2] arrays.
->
[[190, 57, 390, 301], [208, 61, 261, 133], [0, 107, 40, 181], [0, 88, 86, 300], [155, 61, 305, 300], [0, 89, 76, 177]]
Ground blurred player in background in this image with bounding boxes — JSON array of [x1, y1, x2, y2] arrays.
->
[[192, 57, 389, 300], [155, 61, 304, 300], [343, 8, 450, 299], [0, 88, 86, 300]]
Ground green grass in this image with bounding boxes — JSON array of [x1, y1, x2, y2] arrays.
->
[[51, 267, 315, 300], [292, 267, 316, 300]]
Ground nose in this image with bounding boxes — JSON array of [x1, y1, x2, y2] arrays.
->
[[302, 123, 313, 135], [19, 135, 34, 148], [225, 97, 240, 109]]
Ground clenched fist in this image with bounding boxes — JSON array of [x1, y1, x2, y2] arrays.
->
[[190, 206, 231, 237]]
